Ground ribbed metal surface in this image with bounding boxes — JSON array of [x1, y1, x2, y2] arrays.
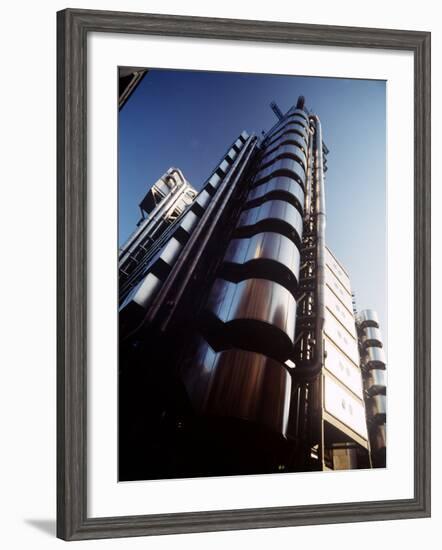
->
[[254, 157, 306, 188], [287, 108, 309, 123], [363, 345, 386, 369], [264, 132, 307, 158], [237, 200, 303, 245], [181, 340, 292, 437], [206, 277, 296, 361], [260, 143, 307, 172], [223, 232, 301, 289], [246, 177, 304, 212], [361, 326, 383, 348], [366, 368, 387, 395], [271, 114, 309, 138], [268, 121, 309, 145], [359, 309, 380, 328]]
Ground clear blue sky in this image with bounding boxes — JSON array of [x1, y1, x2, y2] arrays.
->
[[118, 69, 386, 341]]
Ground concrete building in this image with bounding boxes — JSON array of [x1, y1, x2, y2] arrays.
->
[[118, 96, 386, 481]]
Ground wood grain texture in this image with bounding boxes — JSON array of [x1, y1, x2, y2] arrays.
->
[[56, 8, 431, 541]]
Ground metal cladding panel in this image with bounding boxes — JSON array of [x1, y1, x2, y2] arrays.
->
[[120, 272, 162, 311], [272, 121, 309, 142], [264, 132, 307, 157], [325, 285, 357, 338], [267, 127, 309, 151], [363, 345, 387, 369], [254, 157, 306, 188], [181, 340, 292, 437], [208, 277, 296, 340], [234, 138, 243, 150], [178, 210, 200, 234], [237, 200, 303, 244], [219, 159, 230, 173], [261, 143, 307, 172], [247, 177, 304, 211], [324, 337, 363, 398], [207, 173, 222, 190], [194, 189, 211, 210], [158, 237, 183, 267], [325, 265, 354, 313], [366, 368, 387, 395], [206, 278, 296, 360], [325, 249, 351, 294], [324, 310, 359, 365], [368, 394, 387, 421], [223, 232, 301, 286], [361, 326, 383, 348], [324, 375, 368, 439], [226, 147, 238, 162], [358, 309, 380, 328], [287, 107, 309, 123], [284, 114, 309, 132]]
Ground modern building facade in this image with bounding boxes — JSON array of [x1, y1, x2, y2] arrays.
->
[[118, 96, 387, 481]]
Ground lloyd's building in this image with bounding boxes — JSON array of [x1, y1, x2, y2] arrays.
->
[[118, 96, 387, 480]]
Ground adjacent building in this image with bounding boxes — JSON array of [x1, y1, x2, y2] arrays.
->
[[118, 96, 386, 481]]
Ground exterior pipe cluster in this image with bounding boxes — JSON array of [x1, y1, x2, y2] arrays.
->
[[292, 114, 326, 380]]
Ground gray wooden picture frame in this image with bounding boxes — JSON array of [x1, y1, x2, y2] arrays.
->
[[57, 8, 431, 541]]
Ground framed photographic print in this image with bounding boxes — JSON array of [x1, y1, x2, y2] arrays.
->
[[57, 8, 431, 541]]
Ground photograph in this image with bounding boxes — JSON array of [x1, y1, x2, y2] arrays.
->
[[117, 67, 387, 482]]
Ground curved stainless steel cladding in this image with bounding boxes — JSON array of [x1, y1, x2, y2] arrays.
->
[[359, 309, 380, 328], [268, 121, 309, 144], [223, 232, 301, 290], [193, 189, 211, 210], [181, 340, 291, 437], [267, 128, 309, 151], [254, 157, 306, 188], [207, 172, 222, 191], [237, 200, 303, 246], [288, 108, 309, 123], [246, 177, 304, 213], [178, 210, 200, 234], [120, 272, 162, 311], [270, 115, 309, 139], [265, 132, 307, 157], [363, 345, 386, 369], [206, 277, 296, 361], [361, 326, 383, 348], [366, 368, 387, 395], [368, 394, 387, 420], [261, 143, 307, 173]]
